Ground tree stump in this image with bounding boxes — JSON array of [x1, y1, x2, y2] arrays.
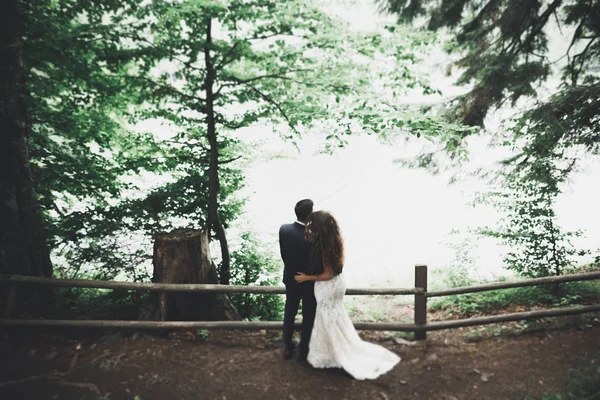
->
[[145, 229, 240, 321]]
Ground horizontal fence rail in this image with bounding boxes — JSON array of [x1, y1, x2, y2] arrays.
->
[[424, 304, 600, 331], [2, 267, 600, 340], [0, 275, 421, 296], [2, 304, 599, 332], [427, 270, 600, 298], [0, 319, 420, 331]]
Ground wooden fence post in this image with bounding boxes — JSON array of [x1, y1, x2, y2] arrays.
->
[[414, 264, 427, 340], [4, 284, 17, 319]]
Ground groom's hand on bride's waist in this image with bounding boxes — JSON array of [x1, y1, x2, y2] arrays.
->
[[294, 272, 309, 283]]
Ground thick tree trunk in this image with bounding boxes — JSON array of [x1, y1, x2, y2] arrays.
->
[[145, 229, 239, 321], [204, 18, 231, 285], [0, 0, 53, 278]]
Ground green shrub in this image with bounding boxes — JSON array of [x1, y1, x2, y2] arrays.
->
[[229, 233, 284, 321], [51, 285, 148, 320], [430, 281, 600, 316], [46, 233, 285, 322], [476, 166, 590, 279]]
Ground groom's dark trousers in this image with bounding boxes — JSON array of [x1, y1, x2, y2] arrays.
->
[[279, 222, 317, 355]]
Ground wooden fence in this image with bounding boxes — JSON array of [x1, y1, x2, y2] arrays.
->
[[1, 266, 600, 340]]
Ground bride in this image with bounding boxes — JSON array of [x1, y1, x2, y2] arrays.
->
[[294, 211, 400, 380]]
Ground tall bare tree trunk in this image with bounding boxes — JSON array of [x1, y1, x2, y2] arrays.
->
[[0, 0, 52, 279], [204, 18, 231, 285]]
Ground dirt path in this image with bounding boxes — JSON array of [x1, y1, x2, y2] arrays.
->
[[1, 319, 599, 400]]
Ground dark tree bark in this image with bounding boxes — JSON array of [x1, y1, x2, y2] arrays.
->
[[204, 18, 231, 285], [0, 0, 53, 278], [145, 229, 239, 321]]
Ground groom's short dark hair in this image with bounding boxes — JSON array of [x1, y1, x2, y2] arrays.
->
[[295, 199, 313, 222]]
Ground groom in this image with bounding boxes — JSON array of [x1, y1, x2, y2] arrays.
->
[[279, 199, 317, 361]]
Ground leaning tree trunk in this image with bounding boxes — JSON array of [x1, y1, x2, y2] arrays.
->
[[0, 0, 53, 279], [204, 17, 231, 285], [145, 229, 239, 321]]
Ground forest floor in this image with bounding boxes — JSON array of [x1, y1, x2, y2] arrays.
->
[[1, 308, 599, 400]]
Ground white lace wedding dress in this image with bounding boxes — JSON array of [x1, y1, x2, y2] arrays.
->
[[307, 273, 400, 380]]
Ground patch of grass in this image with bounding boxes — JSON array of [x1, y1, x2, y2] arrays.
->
[[462, 313, 599, 342], [429, 280, 600, 317], [462, 324, 507, 342], [394, 331, 414, 340], [344, 295, 400, 322], [196, 329, 209, 340], [393, 294, 414, 306]]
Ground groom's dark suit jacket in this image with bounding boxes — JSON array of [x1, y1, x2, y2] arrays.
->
[[279, 222, 312, 287]]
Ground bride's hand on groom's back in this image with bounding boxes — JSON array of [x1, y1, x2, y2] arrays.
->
[[295, 272, 309, 283]]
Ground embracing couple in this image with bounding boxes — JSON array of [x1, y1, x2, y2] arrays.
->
[[279, 199, 400, 380]]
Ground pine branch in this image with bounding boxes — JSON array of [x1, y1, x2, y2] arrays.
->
[[521, 0, 564, 53], [565, 16, 588, 84], [570, 37, 597, 85]]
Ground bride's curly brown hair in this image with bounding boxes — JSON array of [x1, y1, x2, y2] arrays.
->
[[305, 211, 344, 276]]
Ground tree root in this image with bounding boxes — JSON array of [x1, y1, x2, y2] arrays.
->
[[0, 371, 55, 388], [51, 376, 101, 395], [0, 354, 104, 396], [0, 370, 101, 395]]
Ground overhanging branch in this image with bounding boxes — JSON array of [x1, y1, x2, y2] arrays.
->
[[220, 155, 242, 164], [215, 68, 351, 97], [111, 74, 207, 112], [244, 85, 299, 134]]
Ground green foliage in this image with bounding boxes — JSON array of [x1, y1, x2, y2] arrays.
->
[[384, 0, 600, 210], [432, 233, 598, 315], [53, 155, 245, 281], [50, 285, 148, 321], [229, 233, 284, 320], [475, 163, 589, 278], [430, 280, 600, 317], [319, 28, 475, 152], [383, 0, 600, 127], [23, 0, 460, 282], [20, 0, 188, 280], [196, 329, 209, 340], [432, 232, 479, 289], [124, 0, 457, 153], [24, 0, 137, 227]]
